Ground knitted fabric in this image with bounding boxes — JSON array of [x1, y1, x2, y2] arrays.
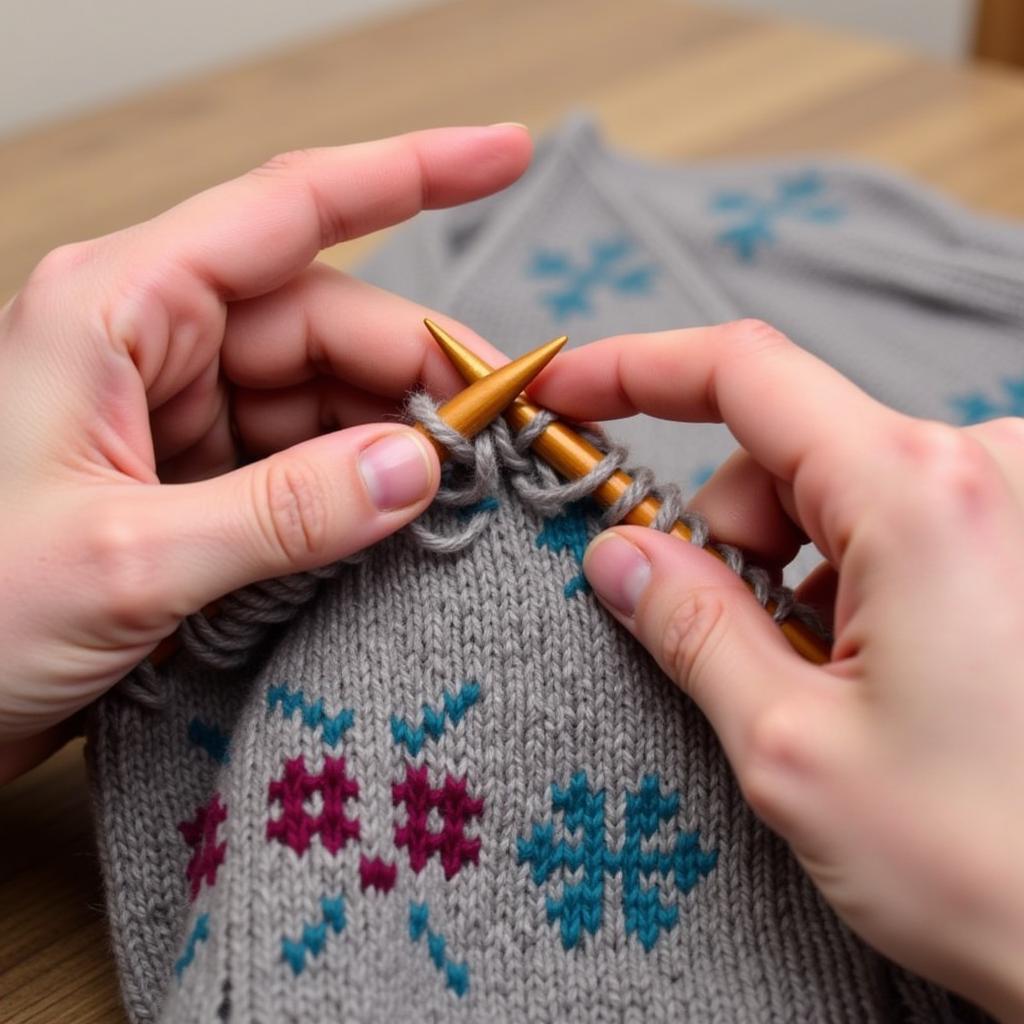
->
[[85, 116, 1019, 1022]]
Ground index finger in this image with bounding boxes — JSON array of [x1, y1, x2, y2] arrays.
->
[[531, 319, 894, 484], [529, 319, 898, 562], [128, 124, 532, 300]]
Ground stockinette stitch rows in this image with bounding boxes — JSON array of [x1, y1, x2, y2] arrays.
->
[[89, 395, 984, 1023]]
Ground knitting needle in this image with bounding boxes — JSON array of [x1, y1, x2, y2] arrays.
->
[[148, 335, 567, 668], [423, 319, 830, 665], [414, 333, 567, 459]]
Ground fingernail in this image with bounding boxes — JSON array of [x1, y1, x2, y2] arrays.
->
[[583, 532, 651, 617], [358, 431, 433, 511], [489, 121, 529, 131]]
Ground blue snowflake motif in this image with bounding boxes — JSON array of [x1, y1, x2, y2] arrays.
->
[[529, 238, 658, 320], [710, 171, 844, 263], [536, 500, 601, 599], [517, 771, 718, 952], [950, 375, 1024, 425]]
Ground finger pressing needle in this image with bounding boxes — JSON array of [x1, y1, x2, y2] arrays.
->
[[423, 318, 829, 665], [149, 332, 566, 669]]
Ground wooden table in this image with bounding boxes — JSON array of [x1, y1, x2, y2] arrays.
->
[[3, 1, 1024, 1019]]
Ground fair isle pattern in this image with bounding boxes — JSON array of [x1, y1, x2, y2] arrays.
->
[[260, 676, 485, 997], [173, 914, 210, 981], [359, 854, 397, 893], [178, 795, 227, 902], [393, 765, 484, 879], [710, 171, 844, 262], [186, 718, 230, 764], [93, 475, 981, 1023], [390, 681, 481, 755], [282, 896, 347, 976], [518, 772, 718, 951], [528, 238, 658, 320], [409, 902, 470, 998], [535, 500, 602, 599], [950, 374, 1024, 424], [266, 683, 355, 748], [266, 754, 361, 856]]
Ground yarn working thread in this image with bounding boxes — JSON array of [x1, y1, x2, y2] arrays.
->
[[119, 393, 826, 702]]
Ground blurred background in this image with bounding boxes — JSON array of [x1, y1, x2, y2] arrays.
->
[[2, 0, 1022, 139], [3, 0, 1024, 306]]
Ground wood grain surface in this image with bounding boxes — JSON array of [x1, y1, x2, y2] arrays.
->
[[2, 1, 1024, 1019]]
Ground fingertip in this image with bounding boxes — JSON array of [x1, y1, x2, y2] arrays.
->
[[412, 123, 533, 209], [583, 530, 652, 618], [357, 426, 439, 513], [586, 525, 787, 650], [487, 122, 533, 161]]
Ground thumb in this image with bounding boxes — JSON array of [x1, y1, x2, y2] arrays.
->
[[582, 526, 808, 761], [145, 423, 439, 614]]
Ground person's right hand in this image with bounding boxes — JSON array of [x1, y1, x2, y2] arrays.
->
[[531, 319, 1024, 1021]]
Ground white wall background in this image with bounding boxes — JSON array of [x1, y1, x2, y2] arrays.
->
[[0, 0, 433, 138], [0, 0, 978, 140]]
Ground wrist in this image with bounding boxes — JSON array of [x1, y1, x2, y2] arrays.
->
[[958, 901, 1024, 1022], [982, 955, 1024, 1023]]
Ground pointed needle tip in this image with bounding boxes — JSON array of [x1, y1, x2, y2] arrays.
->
[[433, 332, 565, 441]]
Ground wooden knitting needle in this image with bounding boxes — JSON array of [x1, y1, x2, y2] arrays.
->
[[149, 336, 566, 668], [423, 319, 830, 665]]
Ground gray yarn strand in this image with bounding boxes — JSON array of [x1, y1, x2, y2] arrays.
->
[[407, 394, 829, 643], [407, 394, 826, 637]]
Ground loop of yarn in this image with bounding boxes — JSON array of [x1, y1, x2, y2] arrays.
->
[[115, 393, 829, 705], [406, 394, 824, 635]]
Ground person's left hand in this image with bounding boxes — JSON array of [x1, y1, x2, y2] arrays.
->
[[0, 124, 531, 782]]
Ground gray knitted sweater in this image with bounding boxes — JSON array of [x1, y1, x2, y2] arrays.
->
[[87, 117, 1021, 1022]]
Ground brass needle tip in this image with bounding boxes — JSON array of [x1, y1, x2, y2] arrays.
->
[[424, 318, 566, 384], [415, 330, 566, 458]]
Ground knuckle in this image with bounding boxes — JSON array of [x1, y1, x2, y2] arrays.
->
[[976, 415, 1024, 448], [740, 702, 817, 827], [721, 318, 792, 358], [81, 509, 167, 632], [14, 243, 99, 319], [659, 587, 730, 695], [892, 420, 999, 502], [249, 148, 346, 249], [253, 148, 319, 177], [892, 419, 961, 462], [30, 241, 97, 285], [257, 456, 331, 564]]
